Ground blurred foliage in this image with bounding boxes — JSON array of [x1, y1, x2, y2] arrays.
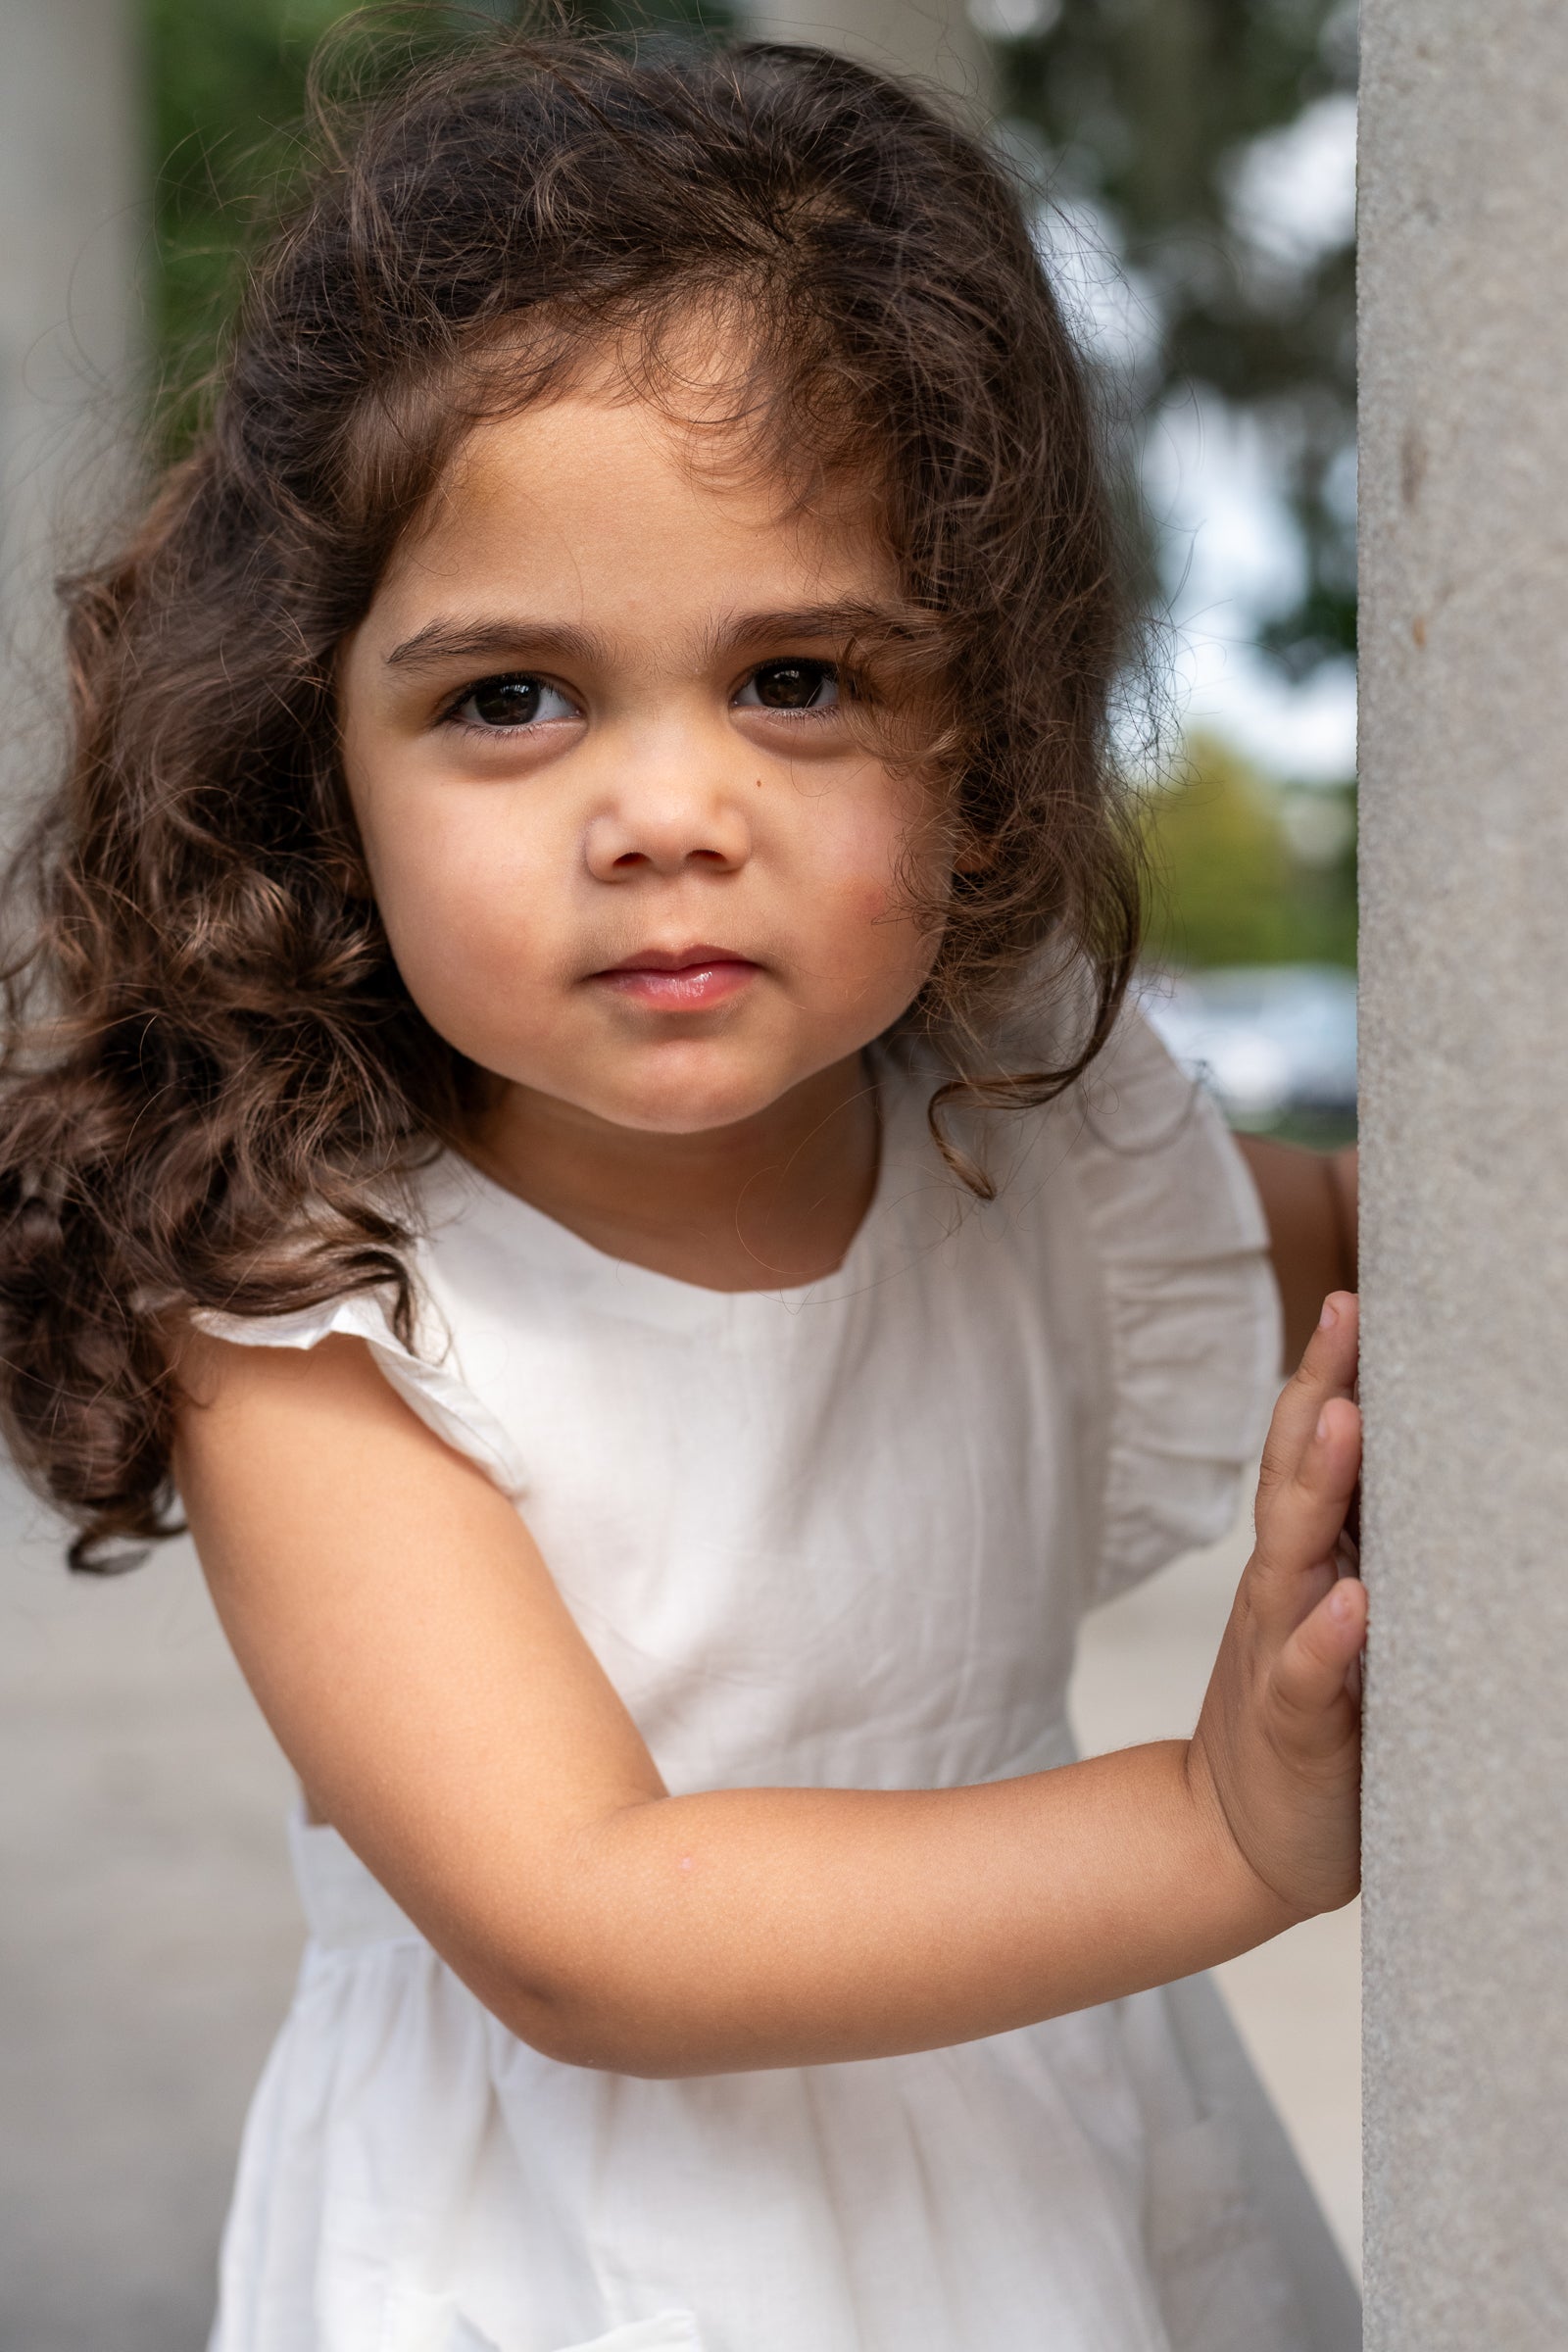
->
[[149, 0, 347, 445], [1140, 734, 1355, 971], [995, 0, 1357, 686], [147, 0, 731, 450]]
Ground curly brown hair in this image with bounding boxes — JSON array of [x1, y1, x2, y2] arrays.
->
[[0, 20, 1144, 1569]]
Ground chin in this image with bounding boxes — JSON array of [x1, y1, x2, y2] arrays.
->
[[578, 1049, 812, 1138]]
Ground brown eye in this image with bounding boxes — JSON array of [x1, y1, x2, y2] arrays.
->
[[453, 675, 577, 728], [736, 659, 840, 711]]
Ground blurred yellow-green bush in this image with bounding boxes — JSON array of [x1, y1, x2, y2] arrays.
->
[[1140, 736, 1356, 975]]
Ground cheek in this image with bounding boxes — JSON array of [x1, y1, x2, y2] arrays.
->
[[361, 805, 557, 1035], [850, 870, 897, 924], [800, 784, 946, 970], [781, 835, 944, 1052]]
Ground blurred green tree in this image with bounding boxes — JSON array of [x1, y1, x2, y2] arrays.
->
[[1141, 735, 1354, 972], [993, 0, 1356, 687], [147, 0, 730, 449], [149, 0, 346, 445]]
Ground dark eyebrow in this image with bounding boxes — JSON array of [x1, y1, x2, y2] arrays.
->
[[383, 618, 607, 671], [383, 601, 912, 674], [698, 601, 915, 662]]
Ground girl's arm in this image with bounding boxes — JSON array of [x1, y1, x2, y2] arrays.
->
[[1236, 1136, 1358, 1364], [175, 1303, 1363, 2080]]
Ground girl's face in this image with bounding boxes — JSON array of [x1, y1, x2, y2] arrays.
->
[[338, 372, 950, 1137]]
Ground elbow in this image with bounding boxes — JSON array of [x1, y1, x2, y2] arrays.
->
[[490, 1978, 713, 2078], [466, 1925, 718, 2077], [447, 1809, 740, 2077]]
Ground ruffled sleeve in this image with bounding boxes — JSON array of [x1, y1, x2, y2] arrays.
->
[[1066, 1004, 1282, 1607], [191, 1287, 528, 1500]]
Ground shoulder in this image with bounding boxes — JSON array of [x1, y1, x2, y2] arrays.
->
[[928, 983, 1280, 1606], [894, 965, 1268, 1260], [1064, 999, 1272, 1260], [1069, 1004, 1280, 1604], [181, 1175, 528, 1502]]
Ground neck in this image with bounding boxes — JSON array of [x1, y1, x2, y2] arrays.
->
[[464, 1053, 881, 1292]]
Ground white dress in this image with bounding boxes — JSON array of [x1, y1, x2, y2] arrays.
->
[[198, 1009, 1360, 2352]]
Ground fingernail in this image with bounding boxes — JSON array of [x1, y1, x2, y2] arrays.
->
[[1316, 1407, 1331, 1444], [1319, 1297, 1339, 1328]]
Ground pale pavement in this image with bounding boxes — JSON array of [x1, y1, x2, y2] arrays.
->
[[1, 1477, 1358, 2351]]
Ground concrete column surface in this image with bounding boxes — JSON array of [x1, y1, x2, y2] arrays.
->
[[1358, 5, 1568, 2342]]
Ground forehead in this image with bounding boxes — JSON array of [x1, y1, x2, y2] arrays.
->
[[367, 375, 894, 651]]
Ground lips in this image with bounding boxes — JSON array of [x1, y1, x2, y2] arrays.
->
[[590, 945, 760, 1010], [599, 944, 746, 974]]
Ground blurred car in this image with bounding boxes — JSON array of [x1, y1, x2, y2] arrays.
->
[[1138, 963, 1357, 1129]]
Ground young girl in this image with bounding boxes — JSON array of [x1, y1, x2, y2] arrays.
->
[[0, 28, 1364, 2352]]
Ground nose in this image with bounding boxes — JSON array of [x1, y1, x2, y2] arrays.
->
[[582, 752, 754, 882]]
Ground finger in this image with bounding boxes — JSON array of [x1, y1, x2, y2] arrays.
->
[[1250, 1395, 1363, 1629], [1259, 1291, 1358, 1490], [1256, 1291, 1360, 1520], [1271, 1574, 1367, 1730]]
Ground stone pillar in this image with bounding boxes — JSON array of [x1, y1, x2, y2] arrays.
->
[[740, 0, 990, 109], [0, 0, 141, 799], [1358, 4, 1568, 2341]]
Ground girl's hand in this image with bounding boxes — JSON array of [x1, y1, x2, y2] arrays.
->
[[1187, 1292, 1365, 1921]]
